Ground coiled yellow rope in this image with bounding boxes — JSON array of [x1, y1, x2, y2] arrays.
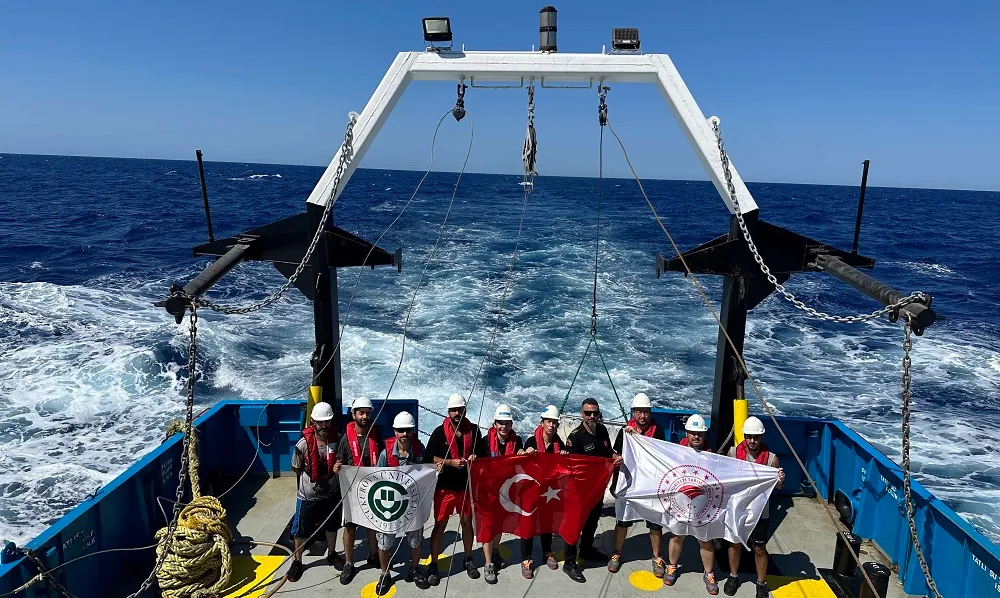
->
[[155, 422, 232, 597]]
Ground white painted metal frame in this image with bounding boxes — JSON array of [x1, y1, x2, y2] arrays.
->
[[307, 51, 758, 215]]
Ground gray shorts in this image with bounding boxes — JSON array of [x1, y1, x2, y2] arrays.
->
[[376, 528, 423, 551]]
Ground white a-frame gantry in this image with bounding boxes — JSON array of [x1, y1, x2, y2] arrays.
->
[[306, 51, 758, 215]]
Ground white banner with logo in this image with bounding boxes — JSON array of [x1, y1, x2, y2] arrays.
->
[[615, 434, 779, 547], [340, 465, 438, 534]]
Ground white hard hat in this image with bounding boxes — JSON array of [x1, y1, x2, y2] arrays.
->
[[494, 403, 513, 422], [447, 393, 467, 410], [541, 405, 560, 420], [393, 411, 415, 429], [743, 416, 765, 436], [632, 393, 652, 410], [311, 402, 335, 422], [352, 397, 373, 411], [685, 414, 708, 432]]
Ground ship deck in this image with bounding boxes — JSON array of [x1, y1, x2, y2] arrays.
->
[[204, 474, 909, 598]]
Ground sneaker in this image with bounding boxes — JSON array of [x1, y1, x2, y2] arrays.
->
[[326, 552, 345, 570], [492, 551, 506, 570], [663, 563, 679, 586], [652, 557, 666, 578], [287, 560, 303, 582], [367, 552, 380, 570], [704, 572, 720, 595], [407, 567, 431, 590], [376, 573, 392, 597], [755, 580, 769, 598], [579, 547, 609, 562], [465, 556, 481, 579], [545, 553, 558, 570], [427, 563, 440, 586], [485, 563, 498, 584], [723, 575, 739, 596], [563, 561, 586, 583], [607, 552, 622, 573], [340, 562, 356, 585], [522, 560, 534, 579]]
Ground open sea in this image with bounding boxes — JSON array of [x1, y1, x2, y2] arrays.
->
[[1, 153, 998, 547]]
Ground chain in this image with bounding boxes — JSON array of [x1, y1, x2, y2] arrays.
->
[[172, 114, 358, 315], [523, 84, 538, 178], [21, 549, 75, 598], [900, 320, 942, 598], [126, 303, 199, 598], [709, 118, 927, 323]]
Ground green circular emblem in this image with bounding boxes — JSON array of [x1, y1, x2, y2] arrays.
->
[[367, 480, 410, 523]]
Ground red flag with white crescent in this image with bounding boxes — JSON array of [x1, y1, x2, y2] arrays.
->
[[470, 453, 614, 544]]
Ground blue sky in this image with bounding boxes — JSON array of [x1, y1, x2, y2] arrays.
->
[[2, 1, 998, 190]]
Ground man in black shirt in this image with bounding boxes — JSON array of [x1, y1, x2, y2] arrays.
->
[[424, 393, 485, 585], [332, 397, 382, 585], [563, 397, 622, 582], [607, 393, 667, 578]]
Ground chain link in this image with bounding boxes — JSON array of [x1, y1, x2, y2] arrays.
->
[[172, 114, 358, 315], [901, 320, 942, 598], [710, 118, 927, 323], [126, 303, 199, 598]]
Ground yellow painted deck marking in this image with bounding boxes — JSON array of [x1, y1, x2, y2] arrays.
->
[[222, 555, 284, 598], [418, 552, 452, 570], [361, 579, 396, 598], [629, 570, 663, 592], [767, 575, 836, 598]]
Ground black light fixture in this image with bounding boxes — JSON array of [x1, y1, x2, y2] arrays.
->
[[422, 17, 453, 47], [611, 27, 640, 52]]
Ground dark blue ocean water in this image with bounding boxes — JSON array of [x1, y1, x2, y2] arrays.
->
[[1, 153, 998, 546]]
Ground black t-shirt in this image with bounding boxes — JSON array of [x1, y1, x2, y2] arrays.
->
[[425, 423, 484, 492], [611, 424, 665, 489], [566, 422, 614, 457], [479, 429, 524, 457], [523, 432, 566, 453], [335, 428, 381, 466]]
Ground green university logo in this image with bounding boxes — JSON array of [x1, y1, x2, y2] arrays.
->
[[368, 480, 409, 522], [356, 470, 421, 532]]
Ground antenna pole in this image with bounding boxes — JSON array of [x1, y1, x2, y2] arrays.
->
[[196, 149, 215, 243], [851, 159, 869, 255]]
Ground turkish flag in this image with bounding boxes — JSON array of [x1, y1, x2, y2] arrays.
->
[[470, 452, 615, 544]]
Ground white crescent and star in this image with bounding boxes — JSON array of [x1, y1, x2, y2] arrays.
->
[[499, 474, 563, 515]]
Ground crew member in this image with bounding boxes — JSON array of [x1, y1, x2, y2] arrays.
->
[[723, 416, 785, 598], [333, 397, 382, 585], [518, 404, 567, 580], [664, 413, 719, 594], [425, 393, 485, 584], [607, 393, 667, 579], [373, 411, 441, 596], [563, 397, 623, 583], [287, 401, 345, 583], [481, 403, 523, 584]]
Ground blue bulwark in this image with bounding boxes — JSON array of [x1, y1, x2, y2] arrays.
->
[[0, 402, 996, 598]]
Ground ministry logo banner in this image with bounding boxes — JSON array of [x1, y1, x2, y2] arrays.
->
[[340, 465, 438, 534], [615, 434, 779, 547]]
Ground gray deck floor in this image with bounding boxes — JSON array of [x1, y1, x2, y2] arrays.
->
[[221, 474, 909, 598]]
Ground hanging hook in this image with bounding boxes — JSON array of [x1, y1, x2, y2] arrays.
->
[[597, 81, 609, 127], [453, 81, 467, 122]]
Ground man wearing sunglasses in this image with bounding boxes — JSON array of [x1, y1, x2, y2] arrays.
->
[[562, 398, 623, 582], [723, 416, 785, 598]]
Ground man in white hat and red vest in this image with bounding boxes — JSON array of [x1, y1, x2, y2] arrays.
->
[[332, 397, 382, 585], [723, 416, 784, 598], [425, 392, 485, 585], [372, 411, 442, 596], [517, 404, 568, 580], [663, 413, 719, 594], [608, 393, 667, 578], [287, 401, 345, 582], [481, 403, 523, 584]]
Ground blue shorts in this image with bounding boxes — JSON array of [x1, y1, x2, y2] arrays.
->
[[292, 497, 342, 539]]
